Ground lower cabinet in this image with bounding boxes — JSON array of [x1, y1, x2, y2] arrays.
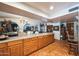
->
[[24, 37, 38, 55], [0, 34, 54, 56], [0, 43, 10, 56], [49, 35, 54, 43], [38, 36, 46, 49], [8, 44, 23, 56], [44, 35, 50, 46], [0, 47, 10, 56], [44, 35, 54, 46], [38, 34, 54, 49]]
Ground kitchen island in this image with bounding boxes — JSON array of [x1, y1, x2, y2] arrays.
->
[[0, 33, 54, 56]]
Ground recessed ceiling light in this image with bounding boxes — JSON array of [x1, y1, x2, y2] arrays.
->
[[50, 6, 54, 10]]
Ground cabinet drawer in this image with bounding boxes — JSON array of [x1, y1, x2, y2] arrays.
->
[[24, 40, 37, 48], [8, 40, 22, 46], [0, 43, 7, 48], [24, 37, 38, 43], [24, 38, 32, 43]]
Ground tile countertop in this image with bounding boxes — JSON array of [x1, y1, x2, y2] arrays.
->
[[0, 33, 53, 44]]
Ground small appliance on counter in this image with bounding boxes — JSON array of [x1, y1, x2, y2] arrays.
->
[[26, 31, 33, 35], [3, 32, 18, 37], [0, 27, 8, 40]]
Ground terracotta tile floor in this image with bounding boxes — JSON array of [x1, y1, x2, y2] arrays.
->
[[29, 40, 74, 56]]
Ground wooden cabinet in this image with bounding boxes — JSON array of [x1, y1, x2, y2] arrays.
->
[[47, 35, 54, 43], [8, 40, 22, 46], [0, 43, 10, 56], [0, 43, 7, 48], [38, 36, 45, 49], [44, 35, 50, 46], [43, 35, 54, 46], [0, 47, 10, 56], [0, 33, 54, 56], [38, 34, 54, 49], [8, 40, 23, 56], [24, 37, 38, 55], [8, 43, 23, 56]]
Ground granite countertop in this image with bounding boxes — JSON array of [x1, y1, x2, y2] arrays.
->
[[0, 32, 53, 43]]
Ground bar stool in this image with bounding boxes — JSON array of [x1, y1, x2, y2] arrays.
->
[[67, 40, 78, 56]]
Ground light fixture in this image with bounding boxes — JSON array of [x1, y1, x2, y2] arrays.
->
[[50, 6, 54, 10]]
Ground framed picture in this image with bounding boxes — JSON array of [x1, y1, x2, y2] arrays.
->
[[53, 26, 59, 31]]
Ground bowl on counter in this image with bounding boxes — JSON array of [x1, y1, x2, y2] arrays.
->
[[34, 31, 39, 34], [0, 35, 8, 40]]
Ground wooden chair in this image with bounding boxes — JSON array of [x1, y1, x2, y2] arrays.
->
[[66, 31, 78, 56], [67, 40, 78, 56]]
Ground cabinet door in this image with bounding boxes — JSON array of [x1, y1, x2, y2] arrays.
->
[[24, 37, 38, 55], [0, 47, 10, 56], [49, 35, 54, 43], [0, 48, 4, 56], [0, 43, 10, 56], [38, 35, 54, 49], [44, 35, 50, 46], [8, 44, 23, 56], [44, 35, 54, 45], [38, 36, 45, 49]]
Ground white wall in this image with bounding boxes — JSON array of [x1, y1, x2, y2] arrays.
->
[[0, 17, 43, 32], [47, 22, 60, 40], [52, 22, 60, 40]]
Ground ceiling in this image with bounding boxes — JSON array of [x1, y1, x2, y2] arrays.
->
[[23, 2, 79, 17], [0, 11, 21, 18], [48, 12, 78, 22], [0, 2, 47, 21], [0, 2, 79, 22]]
